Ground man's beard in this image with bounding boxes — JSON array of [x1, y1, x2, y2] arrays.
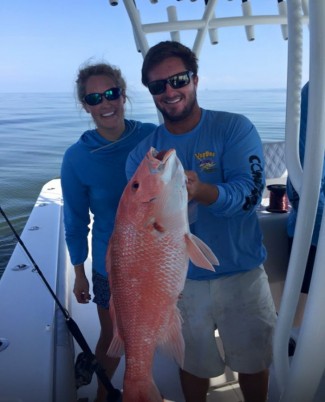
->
[[155, 92, 197, 123]]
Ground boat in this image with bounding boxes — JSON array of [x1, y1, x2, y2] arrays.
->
[[0, 1, 324, 401]]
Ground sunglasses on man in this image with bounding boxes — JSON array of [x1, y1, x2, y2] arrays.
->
[[83, 87, 122, 106], [148, 71, 194, 95]]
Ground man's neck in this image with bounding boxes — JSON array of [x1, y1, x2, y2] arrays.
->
[[165, 107, 202, 135]]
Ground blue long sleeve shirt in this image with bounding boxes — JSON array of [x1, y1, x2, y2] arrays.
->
[[287, 82, 325, 246], [126, 109, 266, 280], [61, 119, 156, 277]]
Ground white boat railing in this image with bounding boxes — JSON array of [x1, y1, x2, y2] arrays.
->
[[273, 0, 306, 391], [274, 1, 325, 401]]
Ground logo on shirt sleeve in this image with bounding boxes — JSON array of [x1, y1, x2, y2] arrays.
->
[[242, 154, 264, 210]]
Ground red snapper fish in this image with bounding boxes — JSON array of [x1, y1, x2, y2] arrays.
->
[[106, 147, 219, 401]]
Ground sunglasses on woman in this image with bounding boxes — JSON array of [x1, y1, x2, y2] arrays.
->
[[83, 87, 122, 106], [147, 71, 194, 95]]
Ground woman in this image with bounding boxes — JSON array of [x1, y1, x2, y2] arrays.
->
[[61, 62, 156, 401]]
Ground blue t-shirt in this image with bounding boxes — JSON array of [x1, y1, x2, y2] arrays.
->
[[61, 119, 156, 276], [126, 109, 266, 280], [287, 82, 325, 246]]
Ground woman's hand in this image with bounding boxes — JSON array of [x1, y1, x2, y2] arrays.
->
[[73, 264, 91, 303]]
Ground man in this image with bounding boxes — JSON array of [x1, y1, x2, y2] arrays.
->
[[126, 41, 277, 402]]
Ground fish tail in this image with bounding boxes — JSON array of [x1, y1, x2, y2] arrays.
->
[[123, 378, 163, 402]]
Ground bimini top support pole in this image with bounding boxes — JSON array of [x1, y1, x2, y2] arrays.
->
[[280, 0, 325, 397]]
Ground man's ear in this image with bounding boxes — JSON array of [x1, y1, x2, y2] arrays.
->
[[193, 74, 199, 88]]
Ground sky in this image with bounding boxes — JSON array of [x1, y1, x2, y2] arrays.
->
[[0, 0, 310, 93]]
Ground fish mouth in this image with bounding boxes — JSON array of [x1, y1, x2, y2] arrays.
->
[[147, 147, 180, 185], [150, 147, 175, 163], [147, 147, 176, 175]]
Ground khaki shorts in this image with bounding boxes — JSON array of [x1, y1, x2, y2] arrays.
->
[[177, 267, 277, 378]]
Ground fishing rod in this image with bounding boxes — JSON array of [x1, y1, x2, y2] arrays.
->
[[0, 206, 122, 402]]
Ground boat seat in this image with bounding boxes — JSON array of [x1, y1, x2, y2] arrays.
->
[[263, 141, 287, 180]]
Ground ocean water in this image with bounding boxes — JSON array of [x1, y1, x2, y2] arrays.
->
[[0, 89, 286, 276]]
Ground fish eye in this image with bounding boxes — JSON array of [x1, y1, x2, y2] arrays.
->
[[131, 181, 139, 191]]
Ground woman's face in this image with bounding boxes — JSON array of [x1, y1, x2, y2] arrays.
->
[[83, 74, 126, 140]]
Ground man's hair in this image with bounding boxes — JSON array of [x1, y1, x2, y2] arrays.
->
[[141, 41, 199, 86]]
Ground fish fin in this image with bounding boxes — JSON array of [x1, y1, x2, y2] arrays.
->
[[158, 307, 184, 368], [107, 335, 124, 358], [106, 300, 125, 357], [185, 233, 219, 271], [123, 377, 163, 402]]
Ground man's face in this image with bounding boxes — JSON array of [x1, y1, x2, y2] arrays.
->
[[147, 57, 199, 124]]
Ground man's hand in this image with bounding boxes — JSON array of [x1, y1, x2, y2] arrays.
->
[[185, 170, 219, 205]]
